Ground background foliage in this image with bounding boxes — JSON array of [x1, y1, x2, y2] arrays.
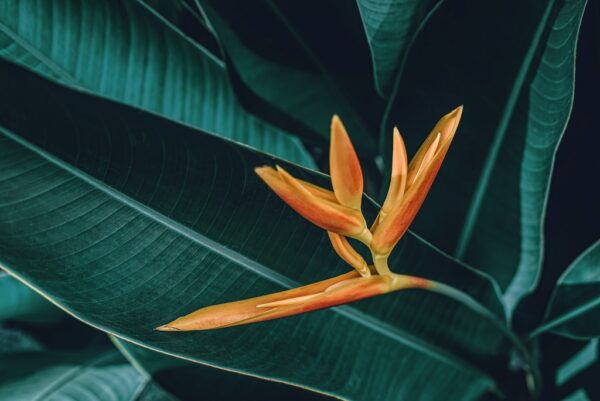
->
[[0, 0, 598, 400]]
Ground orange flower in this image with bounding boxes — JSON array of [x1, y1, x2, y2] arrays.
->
[[157, 108, 461, 331]]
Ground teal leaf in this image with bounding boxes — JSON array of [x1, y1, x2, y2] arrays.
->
[[0, 326, 43, 354], [0, 272, 61, 323], [562, 389, 592, 401], [0, 0, 315, 168], [0, 350, 145, 401], [0, 58, 535, 401], [533, 240, 600, 339], [112, 336, 331, 400], [197, 0, 378, 156], [556, 339, 598, 386], [382, 0, 587, 312], [356, 0, 438, 97]]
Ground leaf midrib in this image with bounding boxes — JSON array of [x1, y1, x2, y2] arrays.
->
[[0, 125, 492, 382]]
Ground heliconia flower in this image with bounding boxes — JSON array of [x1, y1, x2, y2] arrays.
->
[[371, 106, 463, 255], [158, 108, 460, 331], [156, 271, 432, 331]]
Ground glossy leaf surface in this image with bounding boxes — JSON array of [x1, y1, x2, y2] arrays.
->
[[0, 0, 315, 168], [0, 350, 145, 401], [356, 0, 438, 96], [0, 59, 534, 401], [112, 337, 331, 401], [382, 0, 587, 311], [535, 240, 600, 339], [197, 0, 378, 156], [0, 272, 60, 323]]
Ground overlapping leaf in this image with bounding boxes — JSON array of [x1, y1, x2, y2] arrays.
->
[[534, 240, 600, 339], [0, 272, 60, 323], [382, 0, 588, 311], [197, 0, 379, 156], [0, 0, 315, 168], [0, 58, 535, 401], [356, 0, 438, 97], [112, 337, 330, 401], [0, 350, 145, 401]]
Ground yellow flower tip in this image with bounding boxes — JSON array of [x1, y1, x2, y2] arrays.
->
[[330, 114, 363, 210]]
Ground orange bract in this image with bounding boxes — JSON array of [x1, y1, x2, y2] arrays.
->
[[372, 106, 463, 255]]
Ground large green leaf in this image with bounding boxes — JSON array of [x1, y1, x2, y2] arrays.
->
[[133, 381, 178, 401], [556, 339, 598, 386], [0, 271, 60, 323], [197, 0, 378, 156], [0, 326, 43, 354], [0, 59, 535, 401], [382, 0, 587, 311], [532, 240, 600, 339], [0, 0, 315, 169], [111, 336, 331, 401], [0, 349, 145, 401], [356, 0, 438, 97]]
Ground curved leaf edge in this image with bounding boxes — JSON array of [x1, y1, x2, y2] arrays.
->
[[529, 239, 600, 340], [0, 265, 343, 401]]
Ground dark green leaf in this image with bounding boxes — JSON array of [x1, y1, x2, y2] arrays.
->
[[0, 58, 534, 401], [0, 272, 61, 323], [112, 336, 331, 401], [556, 339, 598, 386], [0, 326, 43, 354], [0, 349, 145, 401], [382, 0, 587, 311], [133, 381, 178, 401], [197, 0, 378, 156], [533, 240, 600, 339], [356, 0, 438, 97], [0, 0, 315, 168], [562, 390, 592, 401]]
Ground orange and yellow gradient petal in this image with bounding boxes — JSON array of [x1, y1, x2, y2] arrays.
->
[[372, 106, 463, 255], [255, 165, 366, 237], [156, 272, 431, 331]]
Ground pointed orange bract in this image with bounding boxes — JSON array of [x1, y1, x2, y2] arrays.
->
[[255, 165, 366, 237], [330, 115, 363, 210], [372, 106, 463, 255], [156, 271, 431, 331], [380, 127, 408, 216]]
